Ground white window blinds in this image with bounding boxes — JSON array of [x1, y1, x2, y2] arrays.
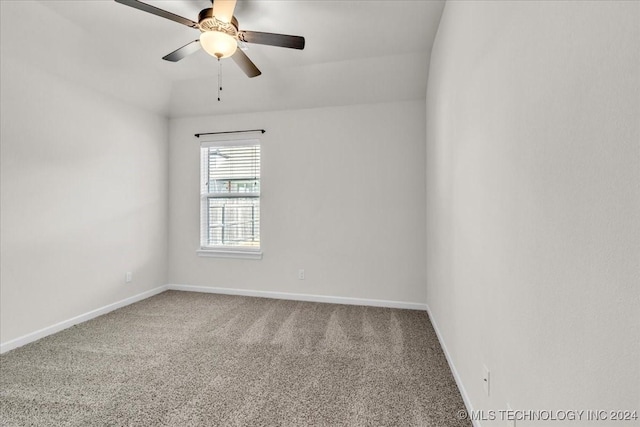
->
[[200, 139, 260, 250]]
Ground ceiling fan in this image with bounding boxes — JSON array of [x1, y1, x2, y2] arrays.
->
[[114, 0, 305, 78]]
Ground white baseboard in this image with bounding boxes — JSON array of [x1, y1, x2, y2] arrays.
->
[[0, 285, 168, 354], [167, 284, 428, 311], [425, 304, 480, 427]]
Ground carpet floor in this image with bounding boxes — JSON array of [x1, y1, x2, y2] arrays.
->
[[0, 291, 470, 426]]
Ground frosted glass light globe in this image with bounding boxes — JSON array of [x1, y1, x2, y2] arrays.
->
[[200, 31, 237, 59]]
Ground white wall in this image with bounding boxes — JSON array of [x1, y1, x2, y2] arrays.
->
[[426, 1, 639, 424], [0, 1, 172, 115], [0, 55, 169, 344], [169, 100, 427, 304]]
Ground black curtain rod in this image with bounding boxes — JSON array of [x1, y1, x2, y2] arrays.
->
[[194, 129, 265, 138]]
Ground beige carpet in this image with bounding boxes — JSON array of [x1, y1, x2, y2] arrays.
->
[[0, 291, 470, 426]]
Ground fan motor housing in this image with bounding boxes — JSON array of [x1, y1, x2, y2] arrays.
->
[[198, 9, 239, 37]]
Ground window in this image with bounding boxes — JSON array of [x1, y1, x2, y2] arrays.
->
[[198, 139, 261, 259]]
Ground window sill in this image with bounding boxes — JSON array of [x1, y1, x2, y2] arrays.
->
[[197, 248, 263, 260]]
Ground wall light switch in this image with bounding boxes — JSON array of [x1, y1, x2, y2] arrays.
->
[[125, 272, 132, 283]]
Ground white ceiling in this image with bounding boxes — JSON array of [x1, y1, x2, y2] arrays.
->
[[0, 0, 445, 117]]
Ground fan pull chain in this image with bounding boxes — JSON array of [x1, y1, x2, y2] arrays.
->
[[217, 57, 222, 102]]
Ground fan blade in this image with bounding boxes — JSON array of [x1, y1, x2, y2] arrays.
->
[[238, 31, 305, 50], [114, 0, 199, 29], [211, 0, 237, 23], [163, 40, 201, 62], [231, 49, 261, 78]]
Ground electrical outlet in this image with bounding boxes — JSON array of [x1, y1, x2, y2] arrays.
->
[[482, 365, 490, 396], [298, 269, 305, 280], [125, 272, 132, 283]]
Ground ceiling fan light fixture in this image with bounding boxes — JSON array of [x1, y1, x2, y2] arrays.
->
[[115, 0, 305, 78], [200, 31, 238, 59]]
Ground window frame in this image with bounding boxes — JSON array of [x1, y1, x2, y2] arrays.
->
[[197, 137, 262, 260]]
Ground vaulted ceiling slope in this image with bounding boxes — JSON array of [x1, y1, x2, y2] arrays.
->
[[1, 0, 445, 117]]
